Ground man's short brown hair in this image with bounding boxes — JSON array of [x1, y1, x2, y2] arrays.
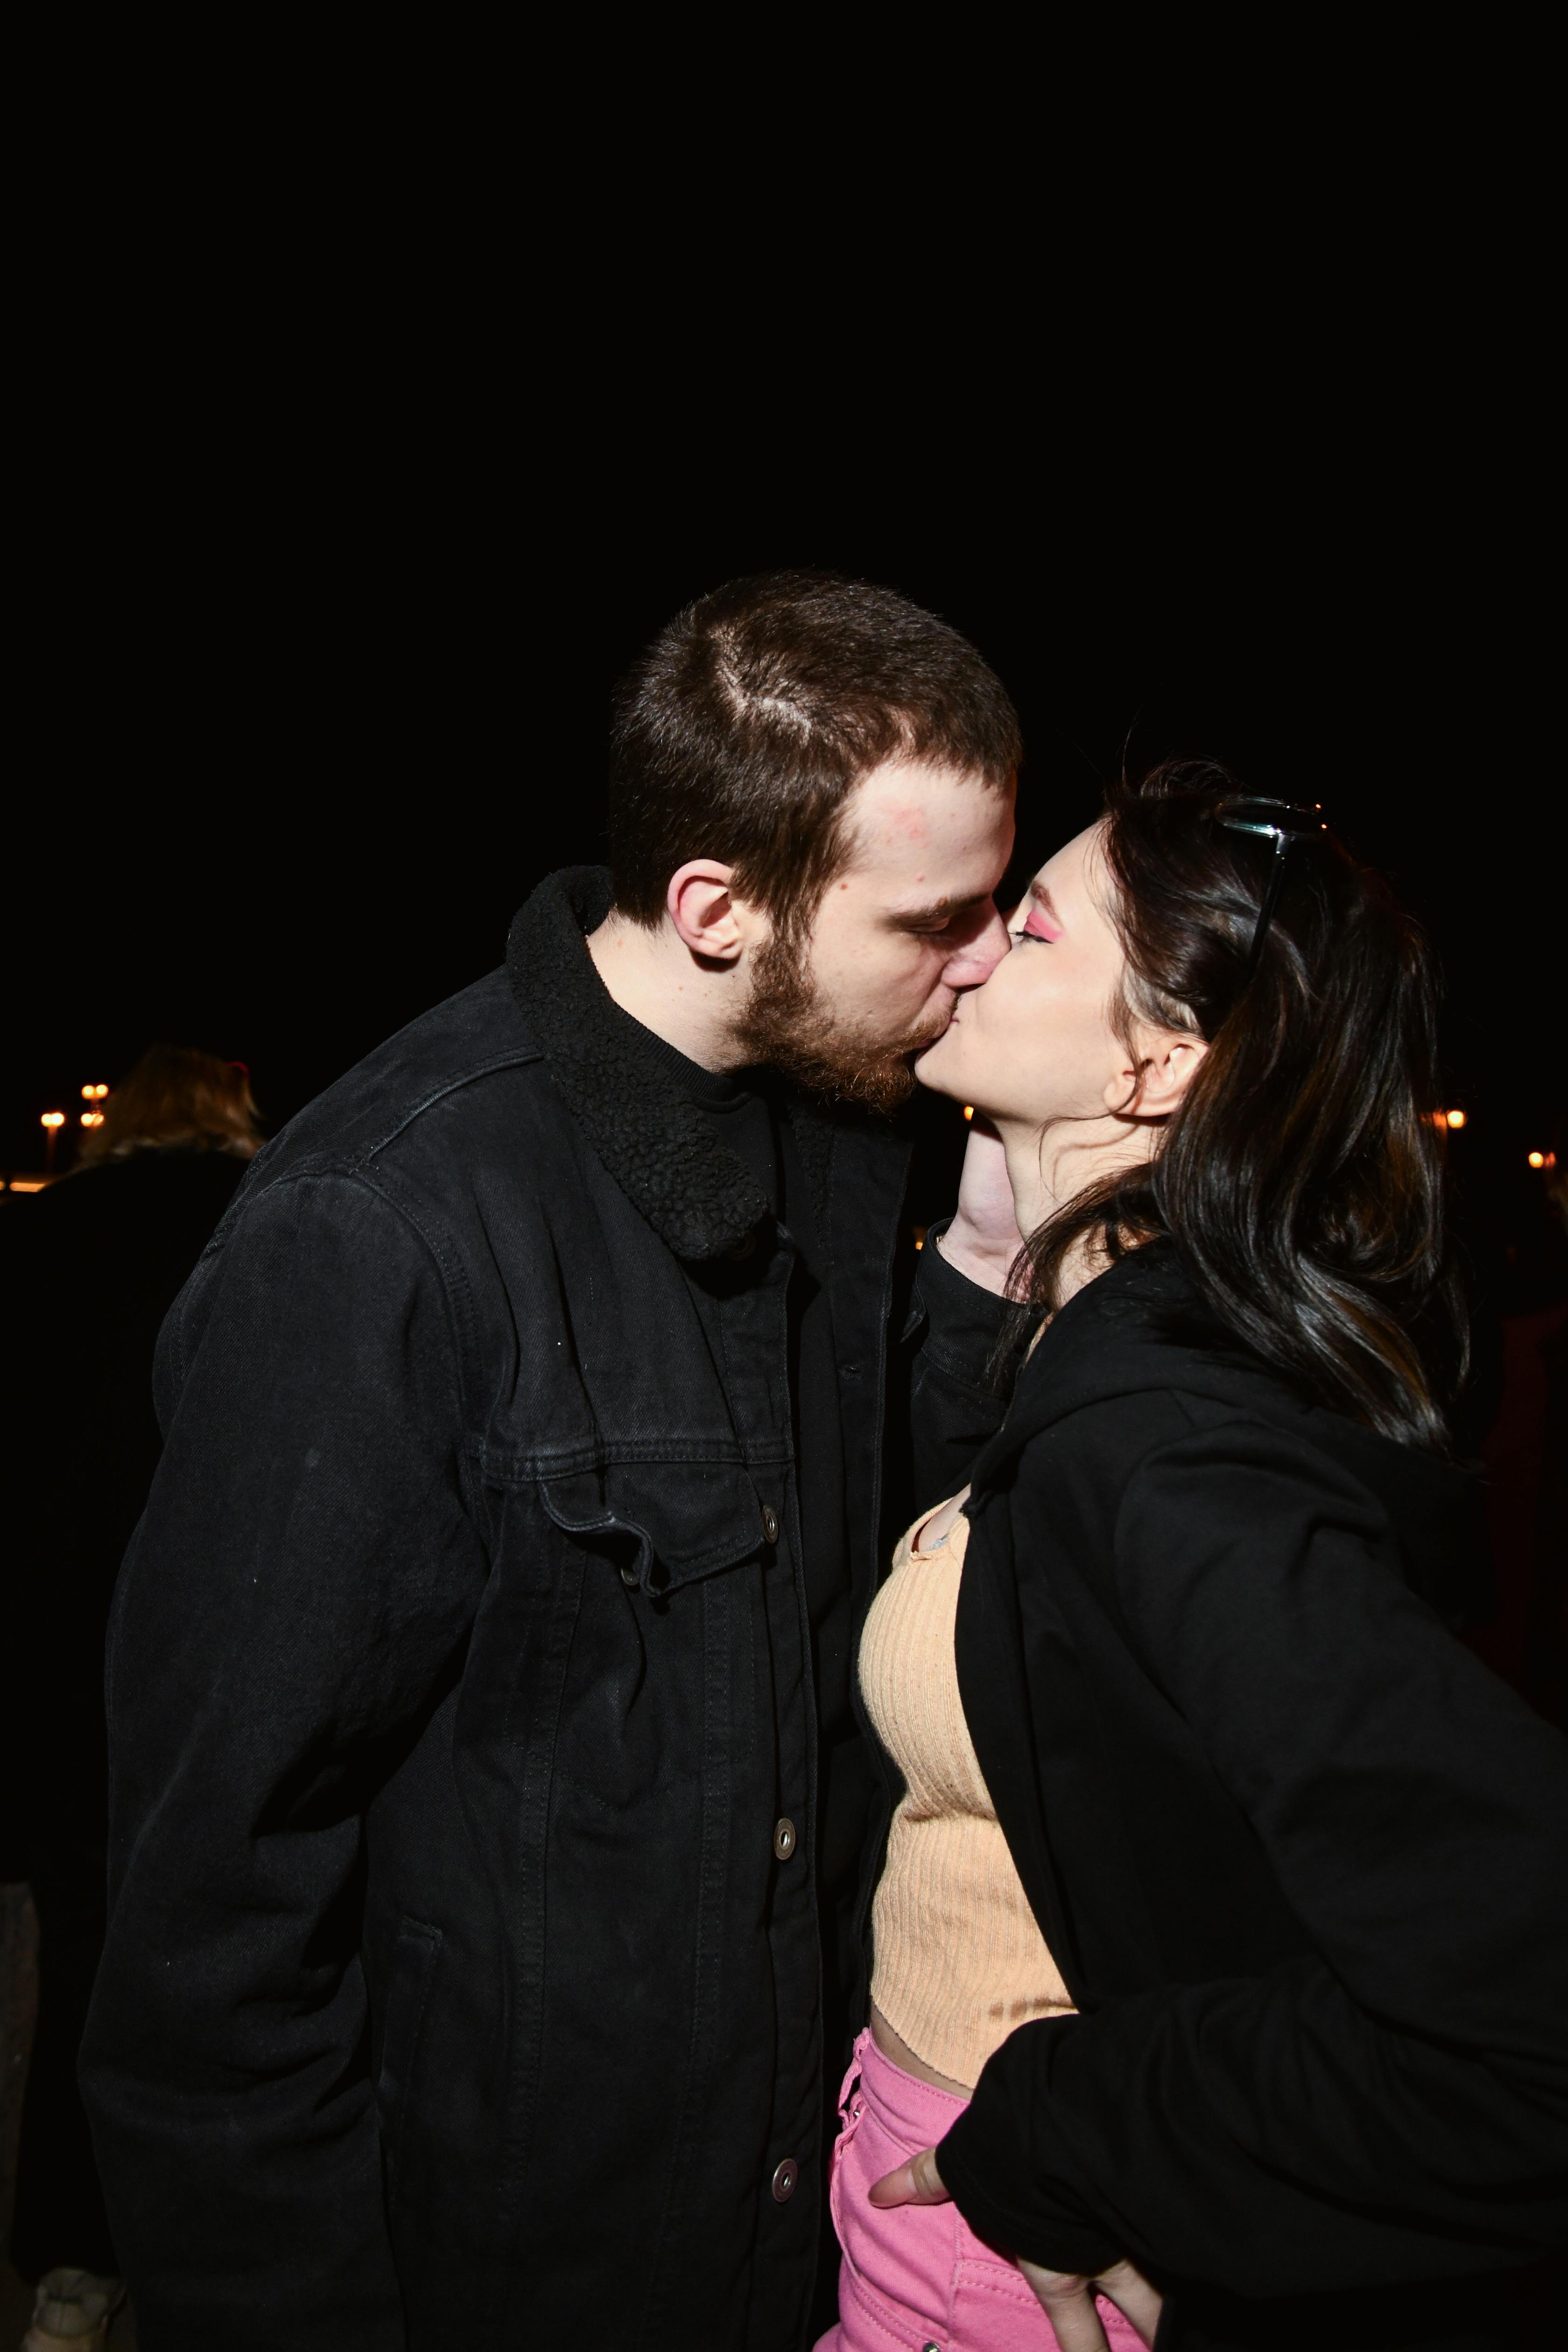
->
[[607, 571, 1021, 932]]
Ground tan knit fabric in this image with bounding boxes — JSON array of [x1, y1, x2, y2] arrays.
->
[[860, 1503, 1074, 2089]]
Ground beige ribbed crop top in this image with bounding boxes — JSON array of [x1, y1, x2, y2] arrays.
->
[[859, 1504, 1074, 2090]]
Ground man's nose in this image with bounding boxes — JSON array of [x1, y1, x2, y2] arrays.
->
[[942, 903, 1010, 988]]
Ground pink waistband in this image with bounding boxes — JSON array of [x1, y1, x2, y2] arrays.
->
[[839, 2025, 970, 2141]]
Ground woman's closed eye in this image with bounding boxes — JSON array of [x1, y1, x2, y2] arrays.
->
[[1017, 904, 1062, 944]]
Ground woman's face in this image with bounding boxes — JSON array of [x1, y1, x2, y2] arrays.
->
[[914, 823, 1134, 1124]]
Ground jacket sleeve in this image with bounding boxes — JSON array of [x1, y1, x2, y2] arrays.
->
[[80, 1172, 488, 2352], [937, 1415, 1568, 2292], [905, 1219, 1013, 1514]]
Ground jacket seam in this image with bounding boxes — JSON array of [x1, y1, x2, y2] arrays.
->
[[280, 1049, 546, 1182]]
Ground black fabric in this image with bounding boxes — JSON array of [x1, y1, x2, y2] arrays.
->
[[1, 1150, 248, 1872], [930, 1245, 1568, 2352], [592, 1025, 924, 2342], [631, 1035, 853, 1748], [613, 1034, 861, 1887], [1, 1148, 246, 2282], [77, 869, 1007, 2352], [8, 1872, 118, 2283], [514, 867, 769, 1258], [896, 1215, 1026, 1509]]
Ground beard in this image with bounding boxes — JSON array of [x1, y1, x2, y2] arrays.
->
[[733, 932, 951, 1116]]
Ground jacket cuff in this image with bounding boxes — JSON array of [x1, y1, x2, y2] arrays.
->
[[936, 2053, 1124, 2278], [911, 1216, 1013, 1372]]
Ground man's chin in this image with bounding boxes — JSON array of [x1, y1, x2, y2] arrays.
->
[[736, 941, 945, 1115], [771, 1041, 921, 1117]]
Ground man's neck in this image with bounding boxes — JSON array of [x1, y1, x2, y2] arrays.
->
[[586, 908, 751, 1074]]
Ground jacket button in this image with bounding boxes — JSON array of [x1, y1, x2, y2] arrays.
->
[[619, 1563, 639, 1589], [771, 2157, 798, 2202], [760, 1505, 779, 1545], [725, 1230, 757, 1260], [772, 1816, 797, 1862]]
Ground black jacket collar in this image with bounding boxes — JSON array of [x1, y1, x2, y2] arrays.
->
[[507, 867, 770, 1260]]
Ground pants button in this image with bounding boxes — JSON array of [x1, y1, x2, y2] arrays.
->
[[771, 2157, 798, 2201]]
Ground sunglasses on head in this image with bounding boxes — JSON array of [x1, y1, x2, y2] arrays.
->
[[1213, 796, 1329, 975]]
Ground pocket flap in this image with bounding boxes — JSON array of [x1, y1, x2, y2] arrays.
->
[[541, 1460, 771, 1595]]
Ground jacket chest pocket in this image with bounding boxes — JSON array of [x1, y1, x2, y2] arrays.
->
[[541, 1460, 777, 1599], [536, 1461, 782, 1826]]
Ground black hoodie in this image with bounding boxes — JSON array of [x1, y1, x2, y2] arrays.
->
[[932, 1245, 1568, 2352]]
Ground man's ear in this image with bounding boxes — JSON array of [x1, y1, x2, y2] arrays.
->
[[1105, 1029, 1209, 1120], [667, 862, 745, 963]]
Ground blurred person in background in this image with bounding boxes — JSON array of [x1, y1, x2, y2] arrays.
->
[[1, 1046, 262, 2345]]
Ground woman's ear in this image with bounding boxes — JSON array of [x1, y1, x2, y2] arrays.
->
[[1104, 1029, 1209, 1120]]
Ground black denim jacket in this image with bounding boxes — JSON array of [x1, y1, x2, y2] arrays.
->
[[81, 869, 1006, 2352]]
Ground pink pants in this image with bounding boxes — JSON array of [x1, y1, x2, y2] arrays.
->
[[814, 2028, 1146, 2352]]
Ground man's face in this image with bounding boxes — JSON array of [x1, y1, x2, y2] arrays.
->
[[735, 760, 1015, 1110]]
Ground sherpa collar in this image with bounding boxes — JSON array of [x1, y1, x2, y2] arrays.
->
[[506, 866, 773, 1260]]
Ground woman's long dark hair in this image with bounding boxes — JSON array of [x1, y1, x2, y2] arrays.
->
[[1015, 761, 1465, 1450]]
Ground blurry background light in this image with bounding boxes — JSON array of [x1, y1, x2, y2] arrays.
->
[[1445, 1109, 1467, 1130], [1529, 1151, 1546, 1169], [963, 1105, 975, 1121], [40, 1111, 65, 1130]]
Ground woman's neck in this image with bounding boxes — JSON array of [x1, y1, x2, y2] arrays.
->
[[995, 1111, 1156, 1308]]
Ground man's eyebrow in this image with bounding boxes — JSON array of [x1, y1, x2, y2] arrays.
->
[[890, 889, 991, 926]]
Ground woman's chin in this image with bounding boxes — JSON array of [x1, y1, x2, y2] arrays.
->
[[913, 1031, 963, 1097]]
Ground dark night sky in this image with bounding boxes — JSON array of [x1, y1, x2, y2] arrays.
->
[[7, 15, 1555, 1291], [5, 394, 1558, 1274]]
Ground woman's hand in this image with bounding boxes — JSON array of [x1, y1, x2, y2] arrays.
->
[[869, 2147, 1162, 2350], [1017, 2254, 1163, 2349], [867, 2141, 950, 2209], [935, 1113, 1022, 1295]]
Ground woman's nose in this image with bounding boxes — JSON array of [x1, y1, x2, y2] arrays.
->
[[942, 904, 1010, 986]]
